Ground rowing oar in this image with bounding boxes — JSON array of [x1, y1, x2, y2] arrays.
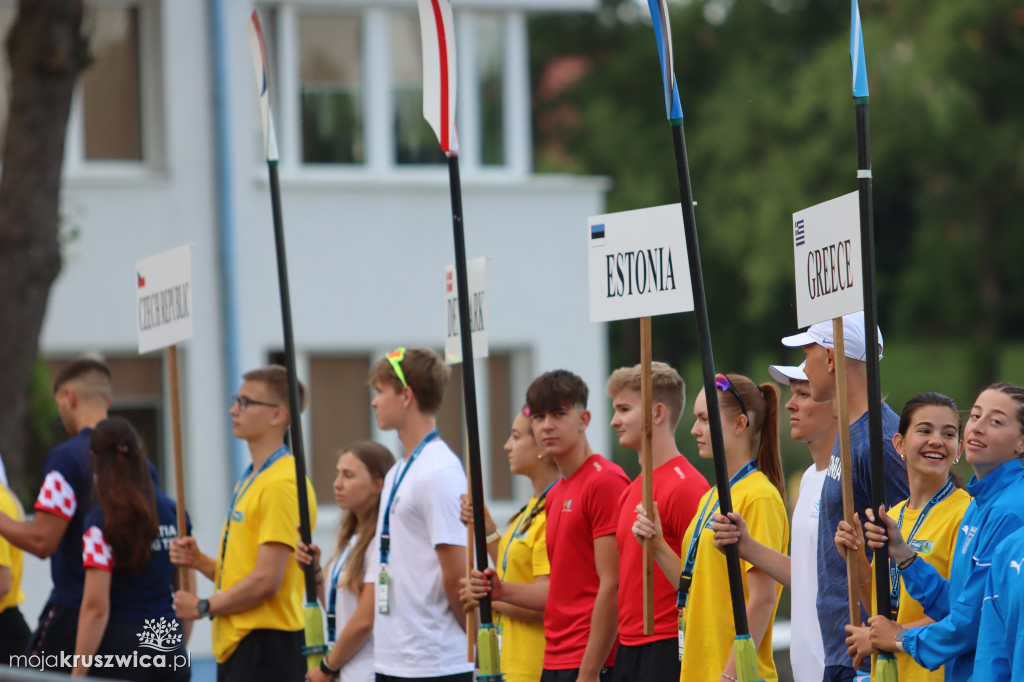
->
[[246, 11, 325, 673], [415, 1, 501, 679], [849, 3, 896, 679], [645, 2, 761, 679]]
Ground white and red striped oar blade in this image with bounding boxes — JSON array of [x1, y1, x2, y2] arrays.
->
[[245, 10, 280, 162], [416, 0, 458, 154]]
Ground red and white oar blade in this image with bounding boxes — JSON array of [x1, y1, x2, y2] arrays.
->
[[416, 0, 458, 154], [245, 10, 279, 162]]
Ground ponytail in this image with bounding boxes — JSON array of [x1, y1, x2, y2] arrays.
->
[[755, 383, 785, 503], [717, 374, 786, 503]]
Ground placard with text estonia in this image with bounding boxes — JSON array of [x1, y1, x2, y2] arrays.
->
[[588, 204, 692, 323], [792, 191, 863, 328], [136, 245, 193, 354]]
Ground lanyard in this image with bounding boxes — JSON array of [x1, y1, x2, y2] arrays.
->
[[327, 535, 357, 642], [500, 479, 558, 577], [217, 446, 288, 590], [379, 430, 438, 566], [677, 460, 758, 608], [888, 477, 956, 618]]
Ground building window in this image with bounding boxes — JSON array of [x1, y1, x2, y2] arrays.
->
[[82, 6, 143, 161], [390, 12, 445, 165], [475, 15, 505, 167], [298, 13, 363, 164]]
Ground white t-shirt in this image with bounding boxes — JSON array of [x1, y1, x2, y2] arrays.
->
[[366, 436, 472, 677], [327, 534, 374, 682], [790, 464, 827, 682]]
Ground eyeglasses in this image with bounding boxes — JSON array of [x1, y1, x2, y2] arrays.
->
[[714, 374, 748, 419], [232, 395, 279, 411], [387, 347, 408, 388]]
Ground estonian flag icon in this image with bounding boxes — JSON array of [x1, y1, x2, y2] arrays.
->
[[591, 223, 605, 247]]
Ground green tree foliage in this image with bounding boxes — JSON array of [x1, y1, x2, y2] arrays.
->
[[530, 0, 1024, 389]]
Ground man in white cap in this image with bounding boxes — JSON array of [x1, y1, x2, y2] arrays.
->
[[712, 362, 837, 682], [780, 311, 908, 682]]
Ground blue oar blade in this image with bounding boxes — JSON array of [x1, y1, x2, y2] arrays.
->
[[850, 0, 869, 98], [648, 0, 683, 120]]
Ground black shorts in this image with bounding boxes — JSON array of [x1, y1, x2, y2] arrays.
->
[[217, 629, 305, 682], [26, 603, 79, 670], [0, 606, 31, 662], [612, 639, 679, 682], [540, 666, 614, 682], [376, 674, 473, 682]]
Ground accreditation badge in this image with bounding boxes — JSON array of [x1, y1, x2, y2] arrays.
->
[[377, 569, 390, 615], [677, 608, 686, 660]]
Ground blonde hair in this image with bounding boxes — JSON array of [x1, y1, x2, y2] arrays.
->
[[327, 442, 395, 593], [605, 362, 686, 429]]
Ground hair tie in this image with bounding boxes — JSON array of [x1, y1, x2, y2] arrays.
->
[[117, 442, 130, 454]]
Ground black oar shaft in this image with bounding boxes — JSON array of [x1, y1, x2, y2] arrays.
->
[[670, 123, 750, 635], [446, 154, 493, 625], [267, 160, 317, 605], [854, 102, 891, 616]]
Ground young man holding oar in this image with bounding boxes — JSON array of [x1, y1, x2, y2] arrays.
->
[[712, 361, 838, 682], [170, 365, 316, 682], [607, 362, 708, 682], [781, 312, 907, 682], [471, 370, 629, 682], [365, 347, 472, 682], [0, 360, 115, 671]]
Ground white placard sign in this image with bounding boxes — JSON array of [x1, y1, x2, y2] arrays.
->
[[136, 245, 194, 354], [588, 203, 693, 323], [792, 191, 864, 328], [445, 257, 488, 364]]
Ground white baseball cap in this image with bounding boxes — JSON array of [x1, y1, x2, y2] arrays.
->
[[768, 361, 807, 386], [780, 311, 883, 362]]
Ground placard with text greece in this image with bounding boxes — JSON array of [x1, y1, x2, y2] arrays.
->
[[136, 245, 193, 354], [588, 204, 692, 323], [445, 256, 488, 364], [792, 191, 863, 328]]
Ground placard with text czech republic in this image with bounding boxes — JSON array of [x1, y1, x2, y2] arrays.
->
[[588, 204, 693, 323], [792, 191, 864, 328], [136, 245, 194, 354]]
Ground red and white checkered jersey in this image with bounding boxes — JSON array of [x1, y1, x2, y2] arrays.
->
[[82, 525, 113, 571], [34, 470, 78, 521]]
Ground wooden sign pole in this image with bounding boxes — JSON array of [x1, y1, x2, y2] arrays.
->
[[640, 317, 655, 636], [832, 318, 860, 626], [167, 345, 189, 588]]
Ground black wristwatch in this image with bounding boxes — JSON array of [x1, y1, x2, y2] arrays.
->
[[196, 598, 212, 620]]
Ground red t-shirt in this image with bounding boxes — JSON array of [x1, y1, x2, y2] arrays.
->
[[615, 455, 710, 645], [544, 454, 630, 670]]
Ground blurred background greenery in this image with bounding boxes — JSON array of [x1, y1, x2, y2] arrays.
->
[[526, 0, 1023, 487]]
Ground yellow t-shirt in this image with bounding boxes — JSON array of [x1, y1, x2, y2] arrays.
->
[[212, 455, 317, 663], [870, 488, 971, 682], [496, 495, 550, 682], [0, 484, 25, 613], [679, 470, 789, 682]]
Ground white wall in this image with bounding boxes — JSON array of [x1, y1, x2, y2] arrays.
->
[[26, 0, 609, 663]]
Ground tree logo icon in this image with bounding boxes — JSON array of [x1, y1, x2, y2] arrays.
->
[[137, 617, 184, 652]]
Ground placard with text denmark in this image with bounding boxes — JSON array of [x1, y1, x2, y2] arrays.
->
[[588, 204, 693, 323], [445, 256, 488, 364], [792, 191, 864, 328]]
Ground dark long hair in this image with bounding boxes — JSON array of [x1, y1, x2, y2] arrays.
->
[[90, 417, 158, 575], [717, 374, 785, 503], [328, 441, 394, 594]]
